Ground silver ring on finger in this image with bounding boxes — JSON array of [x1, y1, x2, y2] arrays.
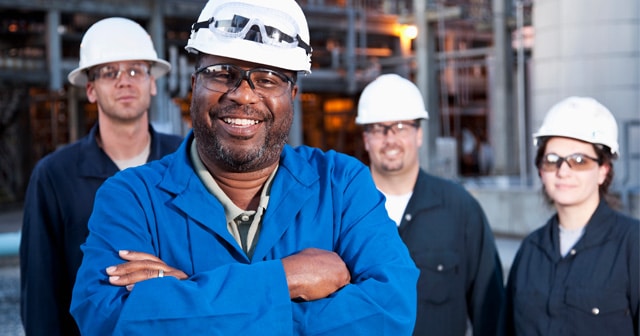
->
[[158, 269, 164, 278]]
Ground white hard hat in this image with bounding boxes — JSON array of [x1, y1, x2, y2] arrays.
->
[[533, 96, 619, 155], [356, 74, 429, 124], [186, 0, 312, 74], [67, 17, 171, 86]]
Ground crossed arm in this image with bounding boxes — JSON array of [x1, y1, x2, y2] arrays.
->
[[73, 157, 418, 335], [107, 248, 351, 301]]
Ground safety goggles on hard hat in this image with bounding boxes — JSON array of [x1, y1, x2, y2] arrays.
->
[[539, 153, 601, 172], [191, 3, 311, 55]]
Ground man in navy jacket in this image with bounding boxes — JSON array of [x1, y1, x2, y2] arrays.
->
[[357, 74, 505, 336], [19, 17, 181, 336]]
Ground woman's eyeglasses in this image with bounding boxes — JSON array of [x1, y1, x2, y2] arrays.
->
[[539, 153, 601, 172]]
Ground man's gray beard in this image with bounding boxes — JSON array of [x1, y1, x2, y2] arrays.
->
[[190, 98, 292, 172], [214, 139, 268, 172], [196, 127, 288, 173]]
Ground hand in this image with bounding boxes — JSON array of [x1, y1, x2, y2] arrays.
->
[[281, 248, 351, 301], [106, 250, 188, 291]]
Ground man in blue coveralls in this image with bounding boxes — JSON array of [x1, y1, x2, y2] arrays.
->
[[70, 0, 419, 335]]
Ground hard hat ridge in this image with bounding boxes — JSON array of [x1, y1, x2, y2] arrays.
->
[[67, 17, 171, 86]]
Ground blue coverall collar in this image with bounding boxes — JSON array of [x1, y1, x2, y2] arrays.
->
[[156, 131, 321, 261]]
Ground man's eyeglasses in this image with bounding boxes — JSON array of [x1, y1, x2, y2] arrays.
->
[[89, 63, 151, 82], [539, 153, 601, 172], [194, 64, 294, 97], [364, 121, 419, 138]]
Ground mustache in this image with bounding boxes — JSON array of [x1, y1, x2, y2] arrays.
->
[[210, 103, 270, 121], [381, 144, 403, 152]]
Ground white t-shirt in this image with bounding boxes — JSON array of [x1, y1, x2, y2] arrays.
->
[[113, 139, 151, 170], [381, 191, 413, 226]]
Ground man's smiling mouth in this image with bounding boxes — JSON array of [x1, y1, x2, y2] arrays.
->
[[223, 118, 261, 126]]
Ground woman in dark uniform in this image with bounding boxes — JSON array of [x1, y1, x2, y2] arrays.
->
[[504, 96, 639, 336]]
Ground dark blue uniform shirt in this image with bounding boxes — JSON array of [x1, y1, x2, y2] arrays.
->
[[19, 123, 181, 336], [399, 170, 505, 336], [504, 200, 639, 336]]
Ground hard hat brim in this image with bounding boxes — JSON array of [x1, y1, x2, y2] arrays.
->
[[355, 111, 429, 125]]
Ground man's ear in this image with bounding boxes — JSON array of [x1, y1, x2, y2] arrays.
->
[[86, 83, 97, 103]]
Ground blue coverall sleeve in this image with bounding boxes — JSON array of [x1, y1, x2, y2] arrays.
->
[[70, 178, 294, 335], [70, 149, 419, 335], [288, 166, 419, 335]]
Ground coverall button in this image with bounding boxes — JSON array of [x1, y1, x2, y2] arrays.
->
[[592, 307, 600, 315], [405, 214, 412, 221], [241, 215, 250, 222], [437, 264, 444, 271], [570, 249, 576, 255]]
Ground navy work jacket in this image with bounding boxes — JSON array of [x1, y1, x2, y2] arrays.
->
[[504, 200, 639, 336], [20, 123, 182, 336], [398, 170, 505, 336]]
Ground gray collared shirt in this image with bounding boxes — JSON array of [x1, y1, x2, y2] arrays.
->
[[190, 139, 275, 258]]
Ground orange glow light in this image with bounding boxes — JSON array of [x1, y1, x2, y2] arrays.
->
[[402, 24, 418, 40]]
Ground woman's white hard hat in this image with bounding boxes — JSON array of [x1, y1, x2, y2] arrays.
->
[[533, 96, 619, 155]]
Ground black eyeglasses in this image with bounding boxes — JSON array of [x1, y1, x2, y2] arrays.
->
[[540, 153, 601, 172], [194, 64, 294, 97], [364, 121, 420, 138]]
